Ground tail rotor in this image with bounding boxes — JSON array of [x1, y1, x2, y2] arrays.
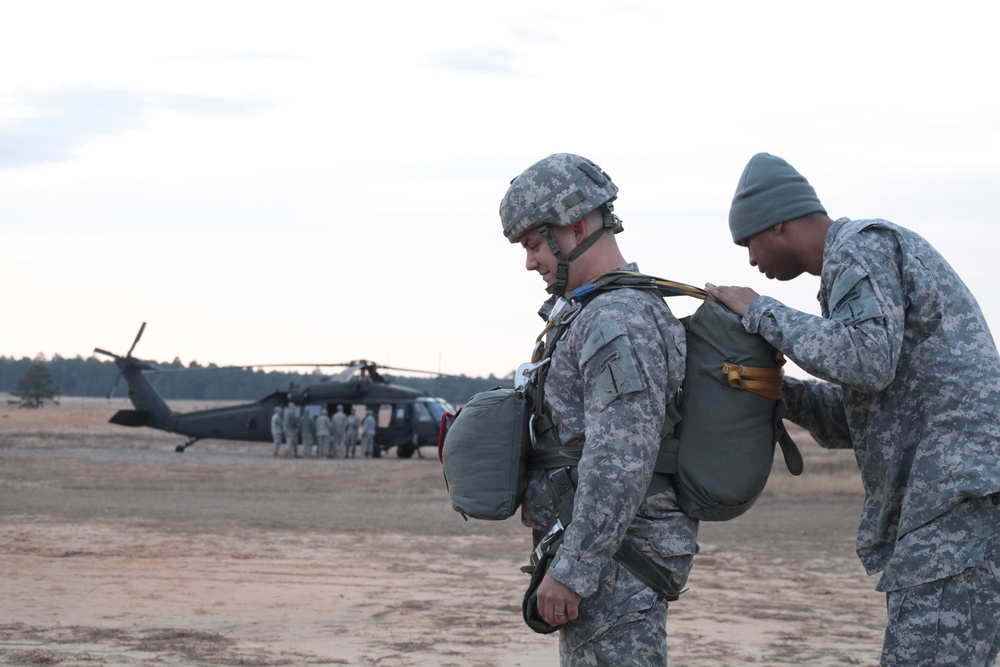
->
[[94, 322, 154, 399]]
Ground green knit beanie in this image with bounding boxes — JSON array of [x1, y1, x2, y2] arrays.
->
[[728, 153, 826, 244]]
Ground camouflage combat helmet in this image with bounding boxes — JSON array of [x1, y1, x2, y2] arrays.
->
[[499, 153, 623, 295]]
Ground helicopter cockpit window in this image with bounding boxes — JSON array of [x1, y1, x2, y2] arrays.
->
[[421, 398, 454, 422], [412, 402, 433, 422]]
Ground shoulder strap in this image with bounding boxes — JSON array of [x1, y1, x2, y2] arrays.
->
[[526, 270, 699, 458]]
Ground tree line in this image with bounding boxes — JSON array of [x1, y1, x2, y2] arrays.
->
[[0, 355, 507, 407]]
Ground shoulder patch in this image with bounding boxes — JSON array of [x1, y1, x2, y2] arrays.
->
[[829, 264, 883, 325], [580, 322, 644, 408]]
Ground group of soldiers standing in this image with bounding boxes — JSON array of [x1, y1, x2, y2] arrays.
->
[[270, 403, 378, 459]]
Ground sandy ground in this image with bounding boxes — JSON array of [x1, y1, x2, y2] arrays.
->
[[0, 396, 892, 666]]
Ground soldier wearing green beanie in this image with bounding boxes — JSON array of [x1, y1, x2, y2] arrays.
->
[[707, 154, 1000, 667], [728, 152, 826, 246]]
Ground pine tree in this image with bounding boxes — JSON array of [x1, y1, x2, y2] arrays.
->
[[11, 362, 61, 408]]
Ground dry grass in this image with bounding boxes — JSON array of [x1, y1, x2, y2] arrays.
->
[[0, 395, 864, 496], [0, 393, 884, 667]]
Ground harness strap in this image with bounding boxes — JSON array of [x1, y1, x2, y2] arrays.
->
[[528, 448, 585, 470], [530, 411, 560, 448], [548, 467, 576, 527], [528, 444, 677, 497], [778, 428, 804, 475], [543, 464, 680, 600], [722, 363, 784, 401], [614, 541, 682, 601]]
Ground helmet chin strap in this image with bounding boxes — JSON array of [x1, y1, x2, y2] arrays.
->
[[538, 221, 609, 296]]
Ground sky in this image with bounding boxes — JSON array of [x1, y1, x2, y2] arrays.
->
[[2, 1, 998, 382]]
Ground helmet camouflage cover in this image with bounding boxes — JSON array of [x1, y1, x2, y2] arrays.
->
[[499, 153, 619, 243]]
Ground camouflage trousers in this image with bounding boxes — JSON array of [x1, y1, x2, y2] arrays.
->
[[881, 535, 1000, 666], [316, 434, 330, 458], [558, 556, 691, 667], [284, 433, 298, 457], [300, 432, 315, 457], [331, 434, 346, 458]]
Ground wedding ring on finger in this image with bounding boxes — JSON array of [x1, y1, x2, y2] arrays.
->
[[553, 610, 566, 617]]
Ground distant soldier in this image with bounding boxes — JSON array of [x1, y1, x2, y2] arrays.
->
[[299, 409, 316, 458], [330, 405, 348, 459], [361, 408, 377, 458], [282, 402, 300, 458], [344, 406, 360, 458], [270, 406, 284, 458], [315, 409, 333, 459]]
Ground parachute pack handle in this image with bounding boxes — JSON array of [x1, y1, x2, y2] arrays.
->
[[437, 411, 455, 464]]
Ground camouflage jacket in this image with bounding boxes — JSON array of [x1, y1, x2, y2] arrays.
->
[[743, 218, 1000, 589], [315, 415, 333, 436], [299, 413, 316, 435], [522, 263, 699, 598], [331, 411, 347, 434]]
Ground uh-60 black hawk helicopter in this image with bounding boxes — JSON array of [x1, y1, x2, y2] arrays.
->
[[95, 323, 455, 458]]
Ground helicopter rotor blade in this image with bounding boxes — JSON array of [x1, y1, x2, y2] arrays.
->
[[241, 362, 360, 369], [107, 369, 124, 399], [93, 347, 118, 359], [239, 361, 460, 378], [125, 322, 147, 358], [377, 364, 452, 376]]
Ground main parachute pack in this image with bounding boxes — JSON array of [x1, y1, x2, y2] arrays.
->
[[439, 270, 803, 524]]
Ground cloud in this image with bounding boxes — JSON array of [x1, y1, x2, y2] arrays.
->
[[161, 52, 294, 63], [0, 86, 273, 170], [424, 48, 522, 75], [507, 26, 558, 44]]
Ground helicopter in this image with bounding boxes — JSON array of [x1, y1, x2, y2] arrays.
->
[[94, 323, 455, 458]]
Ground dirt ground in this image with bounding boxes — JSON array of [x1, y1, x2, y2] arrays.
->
[[0, 396, 891, 666]]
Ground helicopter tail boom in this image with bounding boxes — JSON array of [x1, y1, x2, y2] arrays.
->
[[109, 409, 153, 427]]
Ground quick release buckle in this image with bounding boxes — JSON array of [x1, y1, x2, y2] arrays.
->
[[515, 358, 550, 392], [532, 518, 564, 564]]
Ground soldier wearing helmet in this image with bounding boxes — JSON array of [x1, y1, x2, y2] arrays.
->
[[270, 406, 284, 458], [500, 153, 623, 297], [500, 154, 698, 665]]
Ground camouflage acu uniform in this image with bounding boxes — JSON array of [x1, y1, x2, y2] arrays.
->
[[270, 409, 284, 456], [742, 218, 1000, 665], [282, 407, 299, 457], [361, 413, 377, 458], [345, 411, 360, 458], [315, 411, 333, 458], [523, 262, 699, 666], [299, 411, 316, 458], [331, 408, 347, 459]]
